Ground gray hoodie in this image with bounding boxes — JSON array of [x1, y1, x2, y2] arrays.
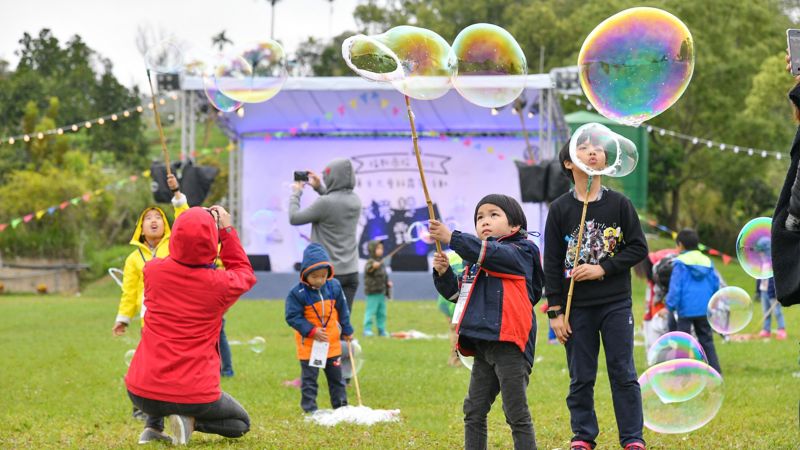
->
[[289, 158, 362, 275]]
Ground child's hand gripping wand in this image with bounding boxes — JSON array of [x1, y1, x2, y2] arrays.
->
[[146, 70, 172, 176], [368, 242, 409, 273], [405, 95, 443, 254], [565, 176, 593, 326]]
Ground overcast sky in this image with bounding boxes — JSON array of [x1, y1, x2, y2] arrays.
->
[[0, 0, 361, 91]]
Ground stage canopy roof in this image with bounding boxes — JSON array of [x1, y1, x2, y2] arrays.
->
[[182, 75, 565, 136]]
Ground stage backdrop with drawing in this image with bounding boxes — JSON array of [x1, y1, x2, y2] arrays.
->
[[240, 137, 547, 273]]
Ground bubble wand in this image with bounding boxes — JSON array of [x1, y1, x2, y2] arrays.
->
[[146, 69, 172, 176], [348, 343, 363, 406], [368, 242, 409, 273], [565, 176, 593, 325], [405, 95, 443, 254], [747, 299, 780, 337]]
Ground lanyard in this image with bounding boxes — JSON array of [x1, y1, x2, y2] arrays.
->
[[138, 247, 156, 262], [305, 280, 333, 329]]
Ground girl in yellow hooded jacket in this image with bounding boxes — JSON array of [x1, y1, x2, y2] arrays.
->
[[112, 174, 188, 336]]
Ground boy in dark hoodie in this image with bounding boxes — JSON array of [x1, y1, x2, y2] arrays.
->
[[429, 194, 543, 450], [662, 229, 722, 373], [285, 243, 354, 413], [363, 240, 393, 336]]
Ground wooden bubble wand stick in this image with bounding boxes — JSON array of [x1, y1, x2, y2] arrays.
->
[[146, 70, 172, 176], [405, 95, 443, 254], [565, 176, 594, 326], [368, 242, 410, 273], [747, 298, 780, 336], [348, 343, 363, 406]]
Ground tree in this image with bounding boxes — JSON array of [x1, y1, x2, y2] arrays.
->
[[212, 31, 233, 51]]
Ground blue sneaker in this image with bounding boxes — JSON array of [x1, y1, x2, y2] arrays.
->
[[221, 370, 234, 377], [378, 330, 390, 337], [363, 330, 375, 337]]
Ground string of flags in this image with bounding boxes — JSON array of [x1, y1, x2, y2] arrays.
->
[[639, 214, 736, 266], [562, 93, 788, 160], [0, 170, 152, 235]]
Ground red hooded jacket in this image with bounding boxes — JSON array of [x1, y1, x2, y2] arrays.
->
[[125, 207, 257, 404]]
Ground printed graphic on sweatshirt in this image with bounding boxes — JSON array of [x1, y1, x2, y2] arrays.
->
[[563, 219, 623, 278]]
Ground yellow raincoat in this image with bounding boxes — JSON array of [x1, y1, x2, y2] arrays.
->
[[115, 200, 189, 326]]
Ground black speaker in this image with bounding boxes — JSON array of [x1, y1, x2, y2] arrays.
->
[[390, 254, 429, 272], [516, 161, 548, 203], [546, 159, 572, 202], [247, 255, 271, 271]]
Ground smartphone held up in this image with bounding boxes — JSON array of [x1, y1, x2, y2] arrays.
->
[[788, 29, 800, 77]]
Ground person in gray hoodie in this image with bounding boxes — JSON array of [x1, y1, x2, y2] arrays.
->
[[289, 158, 362, 314]]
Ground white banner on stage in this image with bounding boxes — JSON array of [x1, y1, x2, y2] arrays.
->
[[240, 137, 547, 273]]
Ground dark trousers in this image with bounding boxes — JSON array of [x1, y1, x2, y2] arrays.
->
[[300, 356, 348, 413], [334, 272, 360, 315], [667, 310, 678, 332], [564, 299, 644, 449], [677, 316, 722, 374], [127, 390, 250, 438], [464, 340, 537, 450], [220, 317, 233, 376]]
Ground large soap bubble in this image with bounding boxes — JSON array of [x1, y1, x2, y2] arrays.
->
[[459, 352, 474, 370], [707, 287, 753, 334], [125, 349, 136, 367], [735, 217, 772, 279], [202, 54, 245, 113], [452, 24, 527, 108], [217, 40, 288, 103], [640, 364, 724, 433], [645, 359, 709, 404], [569, 123, 638, 177], [341, 340, 364, 378], [250, 336, 266, 353], [250, 210, 277, 235], [342, 26, 457, 100], [646, 332, 706, 367], [578, 7, 694, 126], [145, 37, 184, 73]]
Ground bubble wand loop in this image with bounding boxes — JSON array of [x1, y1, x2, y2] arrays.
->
[[348, 343, 363, 406], [369, 242, 409, 273], [565, 176, 593, 326], [146, 70, 172, 176], [405, 95, 443, 254]]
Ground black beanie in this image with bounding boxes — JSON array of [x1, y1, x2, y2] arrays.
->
[[473, 194, 527, 235]]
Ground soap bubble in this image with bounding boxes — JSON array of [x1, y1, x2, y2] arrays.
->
[[341, 340, 364, 378], [707, 286, 753, 334], [459, 352, 474, 370], [735, 217, 772, 279], [452, 24, 527, 108], [217, 40, 288, 103], [342, 26, 457, 100], [645, 359, 709, 404], [407, 221, 435, 244], [145, 37, 183, 73], [646, 332, 707, 367], [203, 54, 245, 113], [250, 210, 277, 235], [640, 364, 724, 433], [125, 349, 135, 366], [250, 336, 266, 353], [569, 123, 638, 177], [578, 7, 694, 126]]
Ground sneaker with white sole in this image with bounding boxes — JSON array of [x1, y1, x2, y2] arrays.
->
[[138, 429, 173, 444], [168, 415, 193, 445]]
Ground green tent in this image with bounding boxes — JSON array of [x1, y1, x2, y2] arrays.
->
[[564, 111, 649, 211]]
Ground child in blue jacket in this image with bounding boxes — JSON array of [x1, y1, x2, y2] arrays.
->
[[429, 194, 543, 450], [662, 229, 722, 373]]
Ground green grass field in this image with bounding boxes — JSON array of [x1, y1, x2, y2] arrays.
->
[[1, 243, 798, 449]]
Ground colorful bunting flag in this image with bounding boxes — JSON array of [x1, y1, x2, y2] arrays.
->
[[324, 113, 333, 121], [487, 147, 495, 154], [0, 224, 6, 232], [440, 134, 446, 141], [290, 128, 297, 136], [381, 99, 389, 109], [71, 198, 80, 205], [142, 170, 151, 177], [721, 254, 732, 266], [215, 148, 221, 154], [47, 207, 56, 215], [23, 214, 34, 223], [359, 93, 367, 104], [371, 92, 379, 99], [671, 231, 677, 239], [11, 218, 22, 228], [498, 154, 505, 160], [82, 194, 91, 201], [463, 137, 472, 146], [301, 122, 309, 131], [392, 107, 399, 116], [130, 175, 138, 181], [116, 180, 126, 186], [35, 210, 46, 220], [708, 249, 720, 256], [94, 188, 103, 195], [60, 202, 69, 209], [315, 118, 322, 126], [337, 105, 346, 115], [349, 99, 357, 109], [264, 135, 272, 142]]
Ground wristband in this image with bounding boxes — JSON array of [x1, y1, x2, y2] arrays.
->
[[547, 309, 565, 319], [170, 188, 179, 193]]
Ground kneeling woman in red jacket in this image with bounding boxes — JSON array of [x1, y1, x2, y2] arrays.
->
[[125, 206, 257, 445]]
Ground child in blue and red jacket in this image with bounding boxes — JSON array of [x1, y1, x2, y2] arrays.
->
[[285, 243, 354, 413], [429, 194, 544, 450]]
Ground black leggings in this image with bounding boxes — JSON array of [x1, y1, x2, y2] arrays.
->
[[334, 272, 360, 314], [128, 390, 250, 438]]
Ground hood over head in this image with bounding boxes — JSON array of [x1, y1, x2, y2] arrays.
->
[[322, 158, 356, 193], [131, 206, 171, 246], [367, 240, 383, 259], [168, 207, 219, 266], [301, 243, 334, 284]]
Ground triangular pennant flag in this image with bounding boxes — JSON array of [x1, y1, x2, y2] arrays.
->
[[105, 185, 115, 190], [315, 118, 322, 126], [130, 175, 139, 181], [381, 99, 389, 109], [671, 231, 677, 239], [301, 122, 309, 131], [275, 132, 283, 138], [487, 147, 495, 154], [215, 148, 221, 154], [11, 218, 22, 228], [698, 243, 707, 251], [226, 143, 235, 151], [721, 254, 732, 266], [708, 248, 720, 256], [371, 92, 379, 99], [82, 194, 91, 201], [404, 114, 410, 121], [290, 128, 297, 136], [392, 107, 399, 116], [475, 144, 481, 150], [463, 137, 472, 146], [349, 99, 357, 110], [201, 148, 211, 154], [0, 224, 6, 232], [35, 210, 46, 220], [498, 154, 505, 160], [116, 180, 127, 187], [451, 137, 460, 142], [60, 201, 69, 209], [264, 135, 272, 142], [47, 207, 56, 215], [337, 105, 346, 115], [191, 151, 198, 156], [71, 198, 80, 205], [23, 214, 34, 223], [360, 93, 368, 103], [324, 113, 333, 121], [440, 134, 446, 141], [142, 170, 151, 177], [95, 188, 103, 195], [526, 159, 533, 164]]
